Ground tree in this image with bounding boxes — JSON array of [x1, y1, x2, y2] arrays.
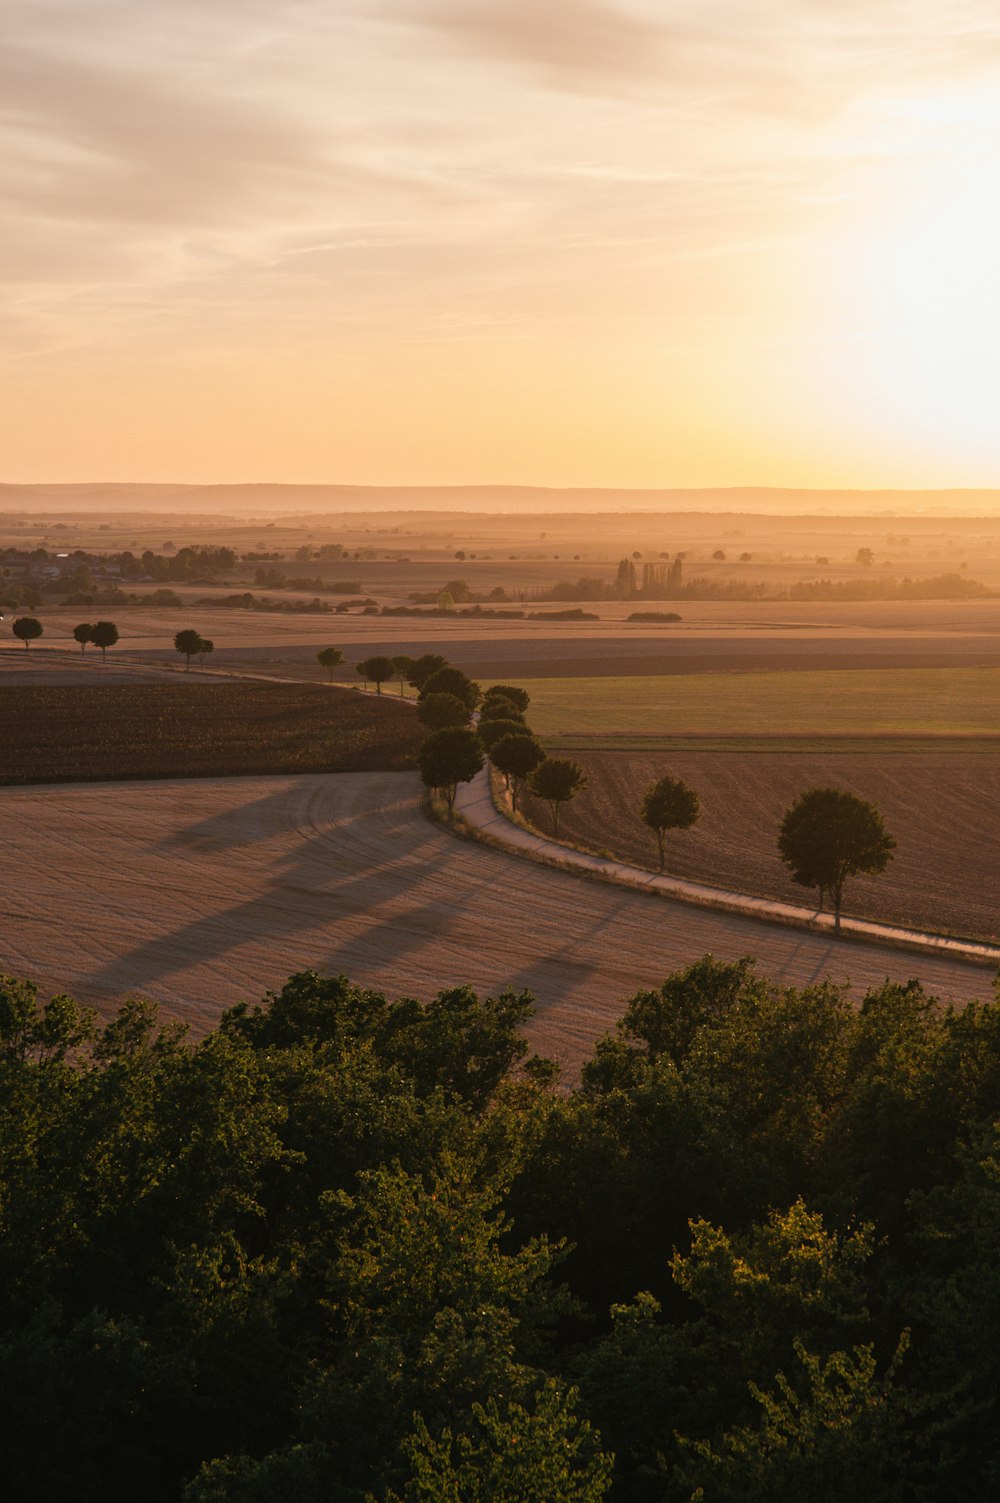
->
[[479, 697, 524, 725], [482, 684, 530, 714], [421, 667, 480, 713], [418, 728, 484, 814], [407, 654, 448, 692], [391, 654, 416, 696], [855, 547, 875, 567], [316, 646, 344, 683], [640, 776, 700, 871], [356, 655, 394, 695], [12, 617, 42, 650], [417, 692, 470, 732], [528, 758, 588, 836], [490, 734, 545, 813], [199, 638, 214, 667], [174, 628, 203, 671], [73, 623, 94, 655], [713, 549, 726, 561], [778, 788, 896, 932], [90, 621, 119, 664], [477, 718, 528, 756]]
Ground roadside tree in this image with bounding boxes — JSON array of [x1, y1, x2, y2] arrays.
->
[[418, 727, 484, 814], [174, 628, 203, 671], [528, 758, 588, 836], [490, 733, 545, 813], [391, 654, 416, 696], [641, 776, 701, 871], [12, 617, 42, 651], [200, 638, 214, 667], [778, 787, 896, 933], [477, 718, 528, 756], [91, 621, 119, 663], [407, 654, 448, 692], [73, 623, 94, 655], [317, 646, 344, 682], [417, 692, 470, 731], [479, 697, 524, 724], [482, 684, 530, 714], [356, 655, 394, 694], [420, 666, 480, 712]]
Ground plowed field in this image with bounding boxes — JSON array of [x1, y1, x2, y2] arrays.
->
[[0, 683, 422, 783], [520, 750, 1000, 943]]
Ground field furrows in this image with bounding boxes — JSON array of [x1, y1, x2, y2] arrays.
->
[[521, 751, 1000, 944], [0, 772, 991, 1074]]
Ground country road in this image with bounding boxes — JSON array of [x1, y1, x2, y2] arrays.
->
[[3, 771, 994, 1073]]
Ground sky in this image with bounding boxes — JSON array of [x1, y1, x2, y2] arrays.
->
[[5, 0, 1000, 490]]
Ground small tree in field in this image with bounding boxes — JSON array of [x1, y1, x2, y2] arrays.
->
[[90, 621, 119, 663], [356, 655, 394, 694], [391, 654, 416, 695], [174, 628, 203, 671], [12, 617, 42, 650], [490, 733, 545, 813], [199, 638, 214, 666], [418, 727, 485, 814], [528, 758, 588, 836], [778, 787, 896, 933], [641, 775, 700, 871], [317, 646, 344, 683], [73, 622, 94, 654], [417, 691, 470, 731]]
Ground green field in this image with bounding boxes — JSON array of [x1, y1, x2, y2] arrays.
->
[[517, 665, 1000, 737]]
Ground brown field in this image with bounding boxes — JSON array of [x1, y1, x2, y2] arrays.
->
[[0, 683, 422, 784], [0, 770, 990, 1073], [521, 750, 1000, 944]]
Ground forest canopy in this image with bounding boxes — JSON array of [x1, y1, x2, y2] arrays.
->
[[2, 956, 999, 1502]]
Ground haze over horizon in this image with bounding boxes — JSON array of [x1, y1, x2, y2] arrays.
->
[[6, 2, 1000, 492]]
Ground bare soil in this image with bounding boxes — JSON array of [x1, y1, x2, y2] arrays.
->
[[0, 771, 989, 1072], [0, 683, 422, 784], [520, 749, 1000, 944]]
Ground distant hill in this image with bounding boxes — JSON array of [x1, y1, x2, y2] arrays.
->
[[3, 481, 1000, 517]]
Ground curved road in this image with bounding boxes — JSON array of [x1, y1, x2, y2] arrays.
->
[[3, 771, 994, 1072]]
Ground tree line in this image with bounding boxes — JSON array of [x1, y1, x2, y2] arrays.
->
[[2, 954, 1000, 1502]]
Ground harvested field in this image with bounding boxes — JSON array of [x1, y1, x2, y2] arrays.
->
[[522, 666, 1000, 736], [0, 771, 990, 1073], [520, 749, 1000, 943], [0, 683, 422, 784]]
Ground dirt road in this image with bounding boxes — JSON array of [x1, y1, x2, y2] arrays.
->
[[3, 772, 993, 1073]]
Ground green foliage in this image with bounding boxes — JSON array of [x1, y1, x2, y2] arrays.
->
[[407, 654, 449, 691], [420, 667, 481, 712], [528, 758, 588, 835], [417, 691, 470, 731], [12, 615, 42, 649], [175, 628, 203, 669], [418, 727, 484, 812], [489, 733, 545, 812], [73, 621, 94, 653], [477, 717, 528, 755], [478, 696, 524, 724], [91, 619, 119, 661], [640, 775, 700, 870], [778, 787, 896, 929], [317, 646, 345, 681], [356, 655, 395, 694], [482, 683, 531, 713], [391, 654, 416, 694]]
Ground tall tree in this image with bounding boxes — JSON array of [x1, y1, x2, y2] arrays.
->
[[640, 775, 700, 871], [406, 654, 448, 692], [174, 629, 203, 671], [12, 617, 42, 650], [316, 646, 344, 683], [73, 623, 94, 655], [418, 727, 484, 813], [420, 667, 480, 712], [528, 758, 588, 836], [356, 655, 394, 695], [391, 654, 416, 696], [482, 684, 530, 714], [778, 787, 896, 932], [90, 621, 119, 664], [490, 734, 545, 813], [417, 692, 470, 731]]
